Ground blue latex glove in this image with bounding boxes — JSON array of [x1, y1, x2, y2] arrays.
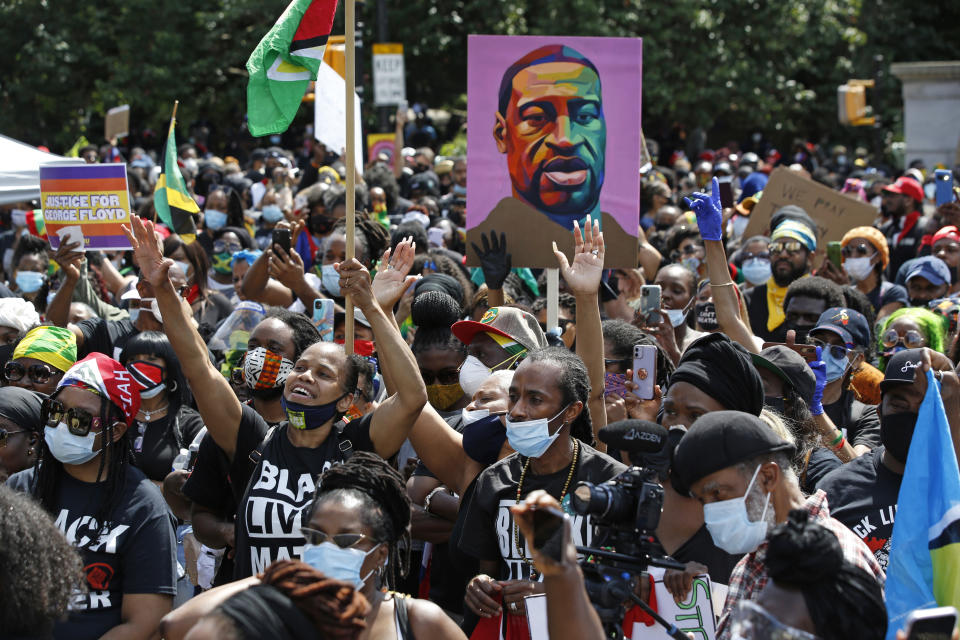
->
[[683, 176, 723, 241], [809, 346, 827, 416]]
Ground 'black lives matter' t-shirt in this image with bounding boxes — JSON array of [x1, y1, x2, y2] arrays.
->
[[232, 405, 375, 578], [817, 446, 902, 569], [8, 465, 177, 640], [458, 443, 626, 581]]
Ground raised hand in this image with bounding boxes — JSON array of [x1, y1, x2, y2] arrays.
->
[[553, 215, 604, 297], [809, 346, 827, 416], [52, 239, 84, 283], [684, 176, 723, 241], [122, 215, 172, 288], [471, 230, 511, 290], [268, 244, 306, 289], [371, 236, 419, 310], [337, 259, 377, 312]]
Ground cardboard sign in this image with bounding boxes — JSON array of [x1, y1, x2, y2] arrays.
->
[[630, 568, 718, 640], [40, 163, 133, 250], [466, 35, 642, 268], [741, 167, 878, 245], [105, 104, 130, 141], [372, 43, 406, 106]]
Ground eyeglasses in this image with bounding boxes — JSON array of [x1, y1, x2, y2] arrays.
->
[[421, 368, 461, 386], [300, 526, 371, 549], [881, 329, 925, 350], [213, 240, 243, 254], [768, 241, 805, 256], [806, 338, 850, 361], [4, 361, 59, 385], [0, 428, 27, 447], [841, 243, 875, 258], [742, 251, 770, 261], [42, 398, 105, 437]]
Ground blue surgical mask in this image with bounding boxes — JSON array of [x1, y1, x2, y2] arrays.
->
[[302, 541, 381, 589], [742, 258, 772, 285], [262, 204, 285, 224], [45, 422, 100, 465], [823, 348, 850, 383], [15, 270, 44, 293], [504, 405, 569, 458], [732, 215, 750, 238], [682, 256, 701, 272], [321, 264, 341, 297], [173, 260, 192, 279], [452, 184, 466, 196], [204, 209, 228, 230], [665, 307, 688, 328]]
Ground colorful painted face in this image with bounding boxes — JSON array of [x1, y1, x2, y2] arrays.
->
[[495, 56, 606, 226]]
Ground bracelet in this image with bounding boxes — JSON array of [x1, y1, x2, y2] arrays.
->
[[710, 281, 738, 288], [423, 487, 446, 515], [829, 434, 846, 452], [828, 431, 844, 448]]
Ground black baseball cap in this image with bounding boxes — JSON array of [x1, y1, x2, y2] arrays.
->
[[880, 348, 925, 392], [672, 410, 796, 496], [811, 307, 871, 349], [751, 345, 816, 404]]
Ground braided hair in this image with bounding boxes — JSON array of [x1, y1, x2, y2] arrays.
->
[[304, 452, 411, 590], [260, 560, 369, 640], [411, 291, 466, 358], [766, 510, 886, 640], [331, 212, 389, 269], [32, 390, 131, 543], [521, 347, 594, 445]]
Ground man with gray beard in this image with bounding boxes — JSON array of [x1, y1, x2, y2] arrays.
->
[[671, 411, 884, 640]]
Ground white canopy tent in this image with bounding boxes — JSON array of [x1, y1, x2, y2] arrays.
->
[[0, 134, 82, 205]]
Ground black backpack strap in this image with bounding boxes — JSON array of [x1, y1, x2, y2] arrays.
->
[[391, 592, 414, 640], [334, 420, 354, 461], [246, 426, 277, 477]]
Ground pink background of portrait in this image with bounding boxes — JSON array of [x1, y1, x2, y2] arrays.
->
[[466, 35, 642, 235]]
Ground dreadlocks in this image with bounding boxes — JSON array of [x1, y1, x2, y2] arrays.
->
[[304, 452, 411, 590], [32, 390, 131, 542], [332, 212, 389, 268]]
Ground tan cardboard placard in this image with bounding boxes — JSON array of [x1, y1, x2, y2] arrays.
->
[[105, 104, 130, 141], [741, 167, 878, 244]]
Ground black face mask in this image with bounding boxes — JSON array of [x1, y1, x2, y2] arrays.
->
[[879, 410, 919, 464], [695, 301, 719, 332], [909, 297, 934, 309], [308, 214, 336, 235], [764, 396, 786, 414]]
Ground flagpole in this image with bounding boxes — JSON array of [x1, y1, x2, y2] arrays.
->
[[344, 0, 356, 356], [171, 100, 179, 121]]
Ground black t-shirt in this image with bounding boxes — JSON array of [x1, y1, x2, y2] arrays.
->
[[76, 317, 137, 361], [458, 443, 627, 581], [823, 390, 882, 450], [801, 447, 842, 493], [867, 281, 909, 314], [669, 524, 742, 586], [128, 407, 205, 482], [8, 465, 177, 640], [817, 446, 902, 570], [233, 407, 375, 578]]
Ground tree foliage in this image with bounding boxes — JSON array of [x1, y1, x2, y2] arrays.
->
[[1, 0, 958, 153]]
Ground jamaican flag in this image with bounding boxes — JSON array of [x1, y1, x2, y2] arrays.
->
[[153, 116, 199, 242]]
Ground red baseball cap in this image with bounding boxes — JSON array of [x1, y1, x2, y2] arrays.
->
[[883, 176, 924, 203]]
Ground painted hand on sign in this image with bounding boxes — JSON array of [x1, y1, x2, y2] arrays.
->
[[684, 177, 723, 242], [472, 230, 512, 290]]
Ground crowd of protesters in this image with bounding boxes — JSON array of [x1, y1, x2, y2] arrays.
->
[[2, 105, 960, 640]]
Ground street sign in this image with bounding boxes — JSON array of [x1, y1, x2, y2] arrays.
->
[[372, 43, 406, 106]]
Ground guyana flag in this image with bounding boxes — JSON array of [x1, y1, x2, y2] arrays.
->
[[885, 368, 960, 638], [245, 0, 338, 137], [154, 116, 199, 243]]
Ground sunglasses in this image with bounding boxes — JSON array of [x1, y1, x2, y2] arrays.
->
[[420, 368, 461, 386], [768, 241, 805, 256], [4, 361, 58, 384], [42, 398, 107, 437], [742, 251, 770, 261], [213, 240, 243, 254], [299, 526, 371, 549], [841, 243, 875, 258], [881, 329, 925, 350], [0, 427, 28, 447], [807, 338, 850, 361]]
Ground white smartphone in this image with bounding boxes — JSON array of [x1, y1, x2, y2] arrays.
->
[[428, 227, 445, 248], [632, 344, 657, 400], [904, 606, 957, 640]]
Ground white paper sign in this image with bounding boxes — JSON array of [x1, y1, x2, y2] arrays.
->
[[525, 593, 549, 640], [630, 568, 718, 640], [313, 63, 363, 174], [372, 43, 406, 106]]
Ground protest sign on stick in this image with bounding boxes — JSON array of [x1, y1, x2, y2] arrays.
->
[[40, 163, 132, 250], [344, 0, 357, 354], [466, 35, 642, 268], [740, 167, 878, 244], [105, 104, 130, 141]]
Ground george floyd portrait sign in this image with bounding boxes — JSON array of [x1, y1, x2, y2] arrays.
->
[[466, 35, 642, 268]]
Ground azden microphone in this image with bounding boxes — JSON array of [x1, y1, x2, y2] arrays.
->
[[598, 419, 667, 453]]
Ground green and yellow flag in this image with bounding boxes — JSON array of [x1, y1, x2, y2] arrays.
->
[[245, 0, 339, 137], [154, 114, 199, 243]]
